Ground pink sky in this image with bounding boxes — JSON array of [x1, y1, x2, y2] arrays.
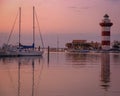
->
[[0, 0, 120, 47]]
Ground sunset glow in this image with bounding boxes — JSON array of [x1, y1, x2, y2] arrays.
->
[[0, 1, 120, 96], [0, 0, 120, 47]]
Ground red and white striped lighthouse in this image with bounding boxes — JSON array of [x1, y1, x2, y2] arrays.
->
[[100, 14, 113, 50]]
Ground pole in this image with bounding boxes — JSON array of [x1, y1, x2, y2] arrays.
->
[[48, 46, 50, 64], [19, 7, 21, 47]]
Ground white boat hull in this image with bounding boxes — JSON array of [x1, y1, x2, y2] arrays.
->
[[0, 48, 43, 57], [18, 50, 43, 56]]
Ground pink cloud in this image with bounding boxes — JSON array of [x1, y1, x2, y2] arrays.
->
[[0, 0, 4, 3], [0, 0, 6, 6]]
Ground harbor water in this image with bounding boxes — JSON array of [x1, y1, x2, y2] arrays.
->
[[0, 52, 120, 96]]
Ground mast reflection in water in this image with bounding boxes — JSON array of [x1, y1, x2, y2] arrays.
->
[[17, 57, 42, 96], [18, 59, 21, 96]]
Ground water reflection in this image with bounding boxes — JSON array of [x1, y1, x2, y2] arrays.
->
[[65, 53, 101, 67], [66, 53, 87, 61], [101, 53, 110, 91], [112, 53, 120, 65], [18, 57, 37, 96], [0, 53, 120, 96], [18, 59, 20, 96], [0, 56, 43, 96], [17, 57, 42, 96], [32, 59, 35, 96]]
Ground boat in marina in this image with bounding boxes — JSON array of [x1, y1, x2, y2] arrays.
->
[[0, 6, 44, 56], [66, 48, 89, 53]]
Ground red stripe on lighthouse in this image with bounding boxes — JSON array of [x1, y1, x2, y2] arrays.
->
[[102, 41, 110, 45], [100, 23, 113, 27], [102, 31, 110, 36]]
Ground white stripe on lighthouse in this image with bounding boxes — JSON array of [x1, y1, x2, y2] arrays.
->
[[102, 27, 110, 31], [102, 36, 110, 41], [102, 45, 110, 50]]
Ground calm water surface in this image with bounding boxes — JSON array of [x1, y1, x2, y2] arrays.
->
[[0, 52, 120, 96]]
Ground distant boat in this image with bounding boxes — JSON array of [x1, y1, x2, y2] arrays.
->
[[66, 49, 89, 53], [0, 6, 44, 56]]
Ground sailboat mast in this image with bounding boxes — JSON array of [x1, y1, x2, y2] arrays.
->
[[19, 7, 21, 47], [33, 6, 35, 49]]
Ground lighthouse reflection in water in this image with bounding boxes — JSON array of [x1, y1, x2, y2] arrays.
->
[[101, 53, 110, 91]]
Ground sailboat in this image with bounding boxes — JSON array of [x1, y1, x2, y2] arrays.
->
[[0, 6, 44, 56], [18, 6, 44, 56]]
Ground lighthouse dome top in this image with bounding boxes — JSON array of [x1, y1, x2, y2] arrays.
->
[[104, 14, 109, 18], [100, 14, 113, 27]]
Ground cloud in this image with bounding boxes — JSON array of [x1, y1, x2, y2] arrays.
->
[[68, 5, 91, 13], [0, 0, 7, 6], [0, 0, 6, 3], [109, 0, 120, 1], [106, 0, 120, 2], [0, 0, 3, 4], [0, 0, 4, 9]]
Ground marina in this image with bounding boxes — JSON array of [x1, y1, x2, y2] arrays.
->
[[0, 1, 120, 96]]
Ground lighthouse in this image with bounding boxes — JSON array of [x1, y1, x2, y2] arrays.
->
[[100, 14, 113, 50]]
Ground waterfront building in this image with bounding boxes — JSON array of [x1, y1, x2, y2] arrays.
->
[[65, 40, 101, 50], [112, 40, 120, 50]]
